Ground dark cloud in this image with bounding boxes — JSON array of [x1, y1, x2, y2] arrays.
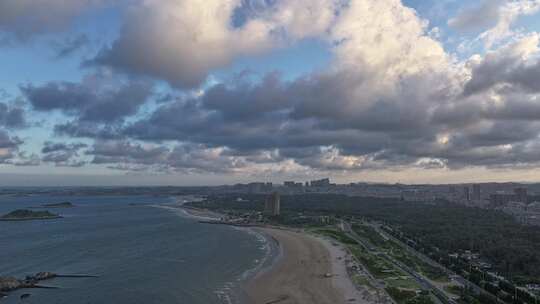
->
[[0, 102, 25, 128], [29, 59, 540, 174], [83, 140, 260, 174], [114, 64, 540, 172], [54, 121, 123, 139], [166, 144, 247, 173], [0, 129, 22, 163], [86, 140, 168, 166], [21, 76, 153, 123], [464, 39, 540, 96], [42, 141, 87, 153], [123, 70, 442, 152], [0, 130, 21, 149], [40, 141, 87, 167]]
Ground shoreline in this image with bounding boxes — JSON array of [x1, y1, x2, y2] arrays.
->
[[171, 201, 372, 304], [241, 228, 373, 304], [169, 203, 278, 303]]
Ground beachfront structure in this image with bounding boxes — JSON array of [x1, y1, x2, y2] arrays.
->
[[265, 192, 280, 216], [472, 184, 481, 200], [463, 186, 470, 201]]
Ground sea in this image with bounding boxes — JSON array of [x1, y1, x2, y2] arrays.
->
[[0, 194, 272, 304]]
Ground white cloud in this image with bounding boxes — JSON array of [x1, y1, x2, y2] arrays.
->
[[479, 0, 540, 49], [331, 0, 449, 84], [93, 0, 341, 88]]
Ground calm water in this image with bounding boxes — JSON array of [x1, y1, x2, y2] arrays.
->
[[0, 195, 266, 304]]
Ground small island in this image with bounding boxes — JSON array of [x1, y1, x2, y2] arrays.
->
[[0, 209, 62, 221], [42, 202, 74, 208]]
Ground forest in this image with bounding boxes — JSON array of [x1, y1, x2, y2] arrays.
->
[[192, 193, 540, 282]]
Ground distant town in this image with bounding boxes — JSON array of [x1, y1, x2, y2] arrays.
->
[[196, 178, 540, 227]]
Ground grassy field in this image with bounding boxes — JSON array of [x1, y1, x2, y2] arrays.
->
[[313, 228, 358, 245], [352, 274, 376, 290], [387, 277, 422, 290], [350, 246, 400, 278], [444, 285, 463, 296], [353, 223, 449, 282], [314, 225, 428, 304]]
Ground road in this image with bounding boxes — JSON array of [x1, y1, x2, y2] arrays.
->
[[341, 221, 454, 304], [368, 223, 491, 299]]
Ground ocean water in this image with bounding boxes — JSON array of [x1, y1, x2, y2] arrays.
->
[[0, 195, 267, 304]]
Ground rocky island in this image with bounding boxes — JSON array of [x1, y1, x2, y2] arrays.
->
[[0, 209, 62, 221], [1, 272, 98, 300], [42, 202, 74, 208]]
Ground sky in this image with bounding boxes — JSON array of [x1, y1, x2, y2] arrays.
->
[[1, 0, 540, 186]]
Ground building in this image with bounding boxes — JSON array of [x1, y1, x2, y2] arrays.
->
[[284, 181, 303, 188], [310, 178, 331, 187], [490, 192, 517, 207], [472, 184, 481, 200], [528, 202, 540, 213], [526, 202, 540, 226], [514, 187, 528, 203], [264, 192, 280, 216], [246, 182, 273, 193], [463, 186, 470, 201]]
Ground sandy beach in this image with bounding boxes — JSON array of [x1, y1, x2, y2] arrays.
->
[[243, 228, 370, 304]]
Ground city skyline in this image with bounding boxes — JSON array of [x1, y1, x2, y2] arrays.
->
[[2, 0, 540, 186]]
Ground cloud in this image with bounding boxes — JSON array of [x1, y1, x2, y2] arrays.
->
[[40, 141, 88, 167], [54, 121, 123, 139], [42, 141, 87, 154], [448, 0, 503, 32], [464, 34, 540, 95], [40, 0, 464, 173], [21, 71, 154, 123], [85, 140, 250, 173], [0, 129, 22, 163], [479, 0, 540, 48], [90, 0, 340, 88], [0, 130, 21, 149], [113, 0, 456, 170], [0, 102, 25, 128], [0, 0, 106, 42], [9, 152, 41, 166], [7, 0, 540, 176], [87, 140, 168, 165]]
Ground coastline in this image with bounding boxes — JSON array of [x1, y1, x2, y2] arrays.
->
[[172, 201, 371, 304], [170, 202, 277, 304], [241, 228, 372, 304]]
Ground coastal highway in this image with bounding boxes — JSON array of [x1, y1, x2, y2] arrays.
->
[[340, 221, 455, 304], [368, 223, 491, 299], [339, 220, 396, 303]]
